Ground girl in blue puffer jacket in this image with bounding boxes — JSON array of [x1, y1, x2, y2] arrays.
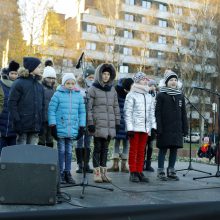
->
[[48, 73, 86, 184]]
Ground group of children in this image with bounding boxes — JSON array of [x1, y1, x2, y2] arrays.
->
[[0, 56, 190, 184]]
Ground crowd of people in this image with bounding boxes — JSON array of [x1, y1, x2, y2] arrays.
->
[[0, 56, 189, 184]]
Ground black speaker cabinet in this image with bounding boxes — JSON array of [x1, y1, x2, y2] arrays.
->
[[0, 145, 58, 205]]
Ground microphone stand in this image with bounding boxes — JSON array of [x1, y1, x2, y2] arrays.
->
[[192, 87, 220, 180], [62, 54, 114, 199], [176, 95, 212, 176]]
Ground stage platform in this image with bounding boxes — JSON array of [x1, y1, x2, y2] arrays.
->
[[0, 161, 220, 219]]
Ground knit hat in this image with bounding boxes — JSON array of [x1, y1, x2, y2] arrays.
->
[[62, 73, 76, 85], [122, 78, 134, 91], [133, 72, 147, 83], [204, 137, 209, 143], [83, 65, 95, 78], [8, 60, 20, 73], [164, 70, 178, 85], [45, 59, 53, 67], [23, 57, 41, 73], [43, 66, 56, 79], [102, 66, 112, 73], [148, 79, 157, 87]]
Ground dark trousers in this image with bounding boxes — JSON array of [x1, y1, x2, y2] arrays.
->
[[93, 137, 110, 168], [158, 148, 178, 169], [0, 136, 17, 155]]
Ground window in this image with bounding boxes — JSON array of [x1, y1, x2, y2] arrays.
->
[[106, 27, 115, 35], [125, 13, 134, 21], [141, 17, 148, 24], [190, 26, 197, 33], [119, 65, 129, 73], [86, 42, 96, 50], [125, 0, 134, 5], [175, 7, 183, 15], [158, 36, 166, 44], [124, 30, 133, 39], [189, 40, 195, 49], [157, 51, 165, 59], [142, 0, 151, 9], [175, 23, 183, 31], [105, 45, 114, 53], [123, 47, 132, 55], [141, 49, 149, 57], [174, 39, 181, 46], [87, 24, 97, 33], [159, 19, 167, 27], [159, 3, 167, 12]]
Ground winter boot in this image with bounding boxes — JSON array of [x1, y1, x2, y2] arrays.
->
[[167, 168, 179, 181], [85, 148, 93, 173], [75, 148, 83, 173], [60, 172, 66, 184], [137, 172, 149, 183], [129, 172, 140, 182], [144, 160, 154, 172], [64, 171, 76, 184], [100, 167, 112, 183], [108, 158, 119, 172], [157, 169, 168, 181], [93, 167, 103, 183], [121, 159, 129, 173]]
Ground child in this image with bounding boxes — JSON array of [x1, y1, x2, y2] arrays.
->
[[38, 66, 57, 148], [8, 57, 44, 145], [108, 77, 134, 173], [0, 61, 19, 154], [124, 72, 156, 183], [87, 63, 120, 183], [197, 136, 214, 160], [48, 73, 86, 184], [156, 70, 188, 181], [75, 66, 95, 173], [144, 79, 157, 172]]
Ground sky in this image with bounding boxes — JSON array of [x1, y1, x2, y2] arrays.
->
[[53, 0, 76, 17]]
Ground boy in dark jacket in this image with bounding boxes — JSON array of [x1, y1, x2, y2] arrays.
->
[[0, 61, 19, 154], [156, 70, 188, 181], [8, 57, 44, 145], [38, 66, 57, 147]]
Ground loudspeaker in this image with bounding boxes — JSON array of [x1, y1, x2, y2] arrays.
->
[[0, 145, 58, 205]]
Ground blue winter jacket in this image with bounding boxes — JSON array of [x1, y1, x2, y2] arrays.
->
[[48, 85, 86, 138]]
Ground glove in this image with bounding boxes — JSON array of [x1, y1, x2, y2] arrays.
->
[[151, 128, 157, 139], [76, 127, 85, 140], [116, 124, 120, 132], [50, 125, 58, 140], [127, 131, 134, 138], [88, 125, 96, 133]]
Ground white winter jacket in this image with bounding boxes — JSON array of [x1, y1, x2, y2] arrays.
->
[[124, 83, 156, 134]]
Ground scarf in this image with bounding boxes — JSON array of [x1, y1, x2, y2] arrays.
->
[[130, 83, 148, 94], [160, 87, 181, 96]]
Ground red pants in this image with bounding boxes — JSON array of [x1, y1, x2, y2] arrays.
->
[[129, 132, 148, 172]]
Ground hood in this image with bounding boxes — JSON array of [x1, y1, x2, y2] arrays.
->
[[94, 63, 116, 87], [0, 76, 14, 88]]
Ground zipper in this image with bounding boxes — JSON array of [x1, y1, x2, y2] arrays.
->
[[143, 94, 147, 131], [105, 91, 109, 132], [68, 91, 72, 137]]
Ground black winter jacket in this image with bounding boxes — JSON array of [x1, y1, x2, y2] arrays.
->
[[8, 75, 44, 134], [155, 92, 188, 149]]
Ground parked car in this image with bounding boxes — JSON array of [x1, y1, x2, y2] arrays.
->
[[184, 132, 200, 143]]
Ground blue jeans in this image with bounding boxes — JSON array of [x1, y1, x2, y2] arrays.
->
[[17, 133, 39, 145], [158, 148, 178, 169], [113, 139, 129, 159], [57, 138, 73, 173], [76, 135, 92, 149]]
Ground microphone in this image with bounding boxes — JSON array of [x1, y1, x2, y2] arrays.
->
[[76, 52, 84, 69], [193, 86, 206, 90]]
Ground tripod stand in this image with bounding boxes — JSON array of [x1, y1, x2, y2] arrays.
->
[[63, 55, 114, 198], [193, 87, 220, 180], [176, 95, 212, 176]]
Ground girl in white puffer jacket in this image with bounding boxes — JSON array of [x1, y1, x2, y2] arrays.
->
[[124, 72, 156, 183]]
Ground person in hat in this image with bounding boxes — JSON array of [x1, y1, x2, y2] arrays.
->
[[38, 66, 57, 148], [108, 77, 134, 173], [143, 79, 157, 172], [87, 63, 120, 183], [45, 59, 54, 67], [156, 69, 188, 181], [48, 72, 86, 184], [75, 65, 95, 174], [124, 72, 156, 183], [0, 61, 20, 154], [8, 57, 44, 145]]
